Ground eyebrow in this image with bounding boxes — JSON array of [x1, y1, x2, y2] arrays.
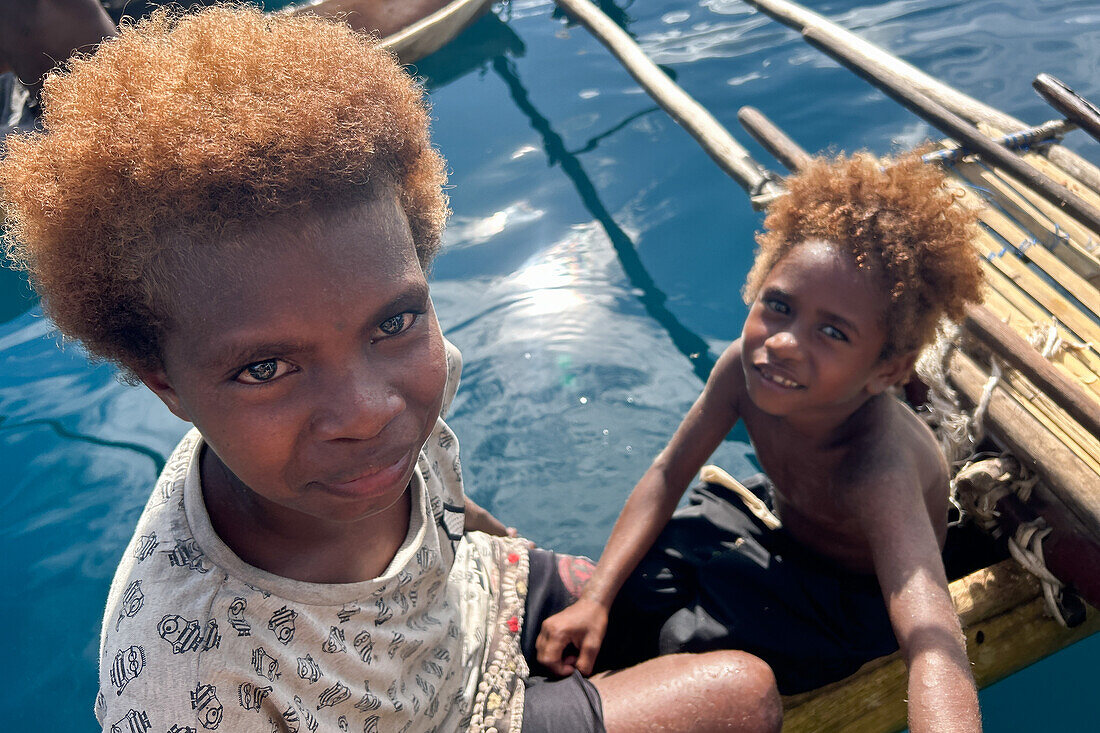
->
[[201, 279, 432, 372], [762, 286, 862, 338]]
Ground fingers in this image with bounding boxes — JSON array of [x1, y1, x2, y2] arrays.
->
[[575, 636, 601, 676]]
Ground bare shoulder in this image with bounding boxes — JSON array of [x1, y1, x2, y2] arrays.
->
[[844, 396, 949, 527], [706, 338, 748, 414]]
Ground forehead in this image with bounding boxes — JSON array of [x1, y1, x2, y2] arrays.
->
[[161, 192, 423, 343]]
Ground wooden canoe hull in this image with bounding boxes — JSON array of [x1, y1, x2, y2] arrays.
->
[[291, 0, 495, 63], [782, 560, 1100, 732]]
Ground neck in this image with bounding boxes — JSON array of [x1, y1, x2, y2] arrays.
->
[[199, 446, 413, 583], [779, 392, 881, 448]]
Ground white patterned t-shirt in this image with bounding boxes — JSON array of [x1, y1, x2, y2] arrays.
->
[[95, 341, 531, 733]]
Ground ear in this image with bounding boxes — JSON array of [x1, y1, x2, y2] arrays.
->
[[136, 365, 193, 423], [867, 350, 918, 395]]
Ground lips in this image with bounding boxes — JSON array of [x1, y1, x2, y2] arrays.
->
[[320, 451, 415, 499], [755, 363, 804, 390]]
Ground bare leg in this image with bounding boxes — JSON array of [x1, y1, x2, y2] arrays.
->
[[592, 651, 782, 733]]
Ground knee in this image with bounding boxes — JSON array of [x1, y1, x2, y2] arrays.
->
[[686, 651, 783, 733]]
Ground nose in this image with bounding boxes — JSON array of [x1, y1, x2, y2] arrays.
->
[[763, 328, 802, 361], [311, 362, 405, 441]]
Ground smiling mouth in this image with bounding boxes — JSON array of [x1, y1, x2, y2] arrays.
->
[[756, 364, 804, 389]]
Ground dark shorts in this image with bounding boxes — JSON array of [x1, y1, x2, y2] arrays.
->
[[598, 477, 899, 694], [521, 548, 606, 733]]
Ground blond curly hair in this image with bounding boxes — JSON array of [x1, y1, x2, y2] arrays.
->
[[744, 153, 983, 357], [1, 5, 448, 374]]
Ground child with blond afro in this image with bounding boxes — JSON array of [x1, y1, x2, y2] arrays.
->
[[537, 154, 987, 732], [0, 6, 783, 733]]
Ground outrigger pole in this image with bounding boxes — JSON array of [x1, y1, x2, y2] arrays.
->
[[551, 0, 784, 209], [742, 0, 1100, 195]]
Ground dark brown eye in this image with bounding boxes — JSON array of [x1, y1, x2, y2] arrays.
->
[[379, 314, 408, 336], [245, 360, 279, 381]]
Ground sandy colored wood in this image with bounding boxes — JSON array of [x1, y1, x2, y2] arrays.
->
[[978, 288, 1100, 396], [291, 0, 493, 63], [743, 0, 1100, 195], [552, 0, 783, 208], [950, 350, 1100, 538], [782, 560, 1100, 732], [968, 228, 1100, 345], [998, 370, 1100, 473], [965, 149, 1100, 276], [964, 304, 1100, 444], [950, 160, 1100, 282]]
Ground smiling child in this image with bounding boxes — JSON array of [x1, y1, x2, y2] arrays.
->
[[537, 154, 986, 732], [0, 6, 782, 733]]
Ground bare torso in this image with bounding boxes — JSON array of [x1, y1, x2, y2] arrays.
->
[[741, 384, 949, 574]]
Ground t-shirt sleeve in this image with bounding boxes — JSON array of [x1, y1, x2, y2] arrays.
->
[[440, 336, 462, 420]]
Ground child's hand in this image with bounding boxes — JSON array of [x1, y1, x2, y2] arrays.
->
[[535, 597, 608, 677]]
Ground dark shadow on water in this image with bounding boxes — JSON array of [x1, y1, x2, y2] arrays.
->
[[414, 11, 527, 91], [492, 56, 717, 384], [0, 262, 37, 324], [0, 416, 165, 473]]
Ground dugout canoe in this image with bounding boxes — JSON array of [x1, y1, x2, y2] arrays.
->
[[551, 1, 1100, 730], [290, 0, 496, 63]]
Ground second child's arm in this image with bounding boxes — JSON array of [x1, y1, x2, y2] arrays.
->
[[863, 472, 982, 733], [536, 341, 747, 676]]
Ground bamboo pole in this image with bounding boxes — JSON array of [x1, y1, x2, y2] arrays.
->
[[797, 26, 1100, 235], [950, 349, 1100, 539], [782, 559, 1100, 732], [1034, 74, 1100, 145], [742, 0, 1100, 195], [551, 0, 784, 209], [948, 158, 1100, 281], [737, 106, 812, 172], [964, 305, 1100, 442]]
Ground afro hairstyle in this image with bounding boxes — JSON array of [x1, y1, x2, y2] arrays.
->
[[0, 4, 448, 376], [743, 153, 983, 358]]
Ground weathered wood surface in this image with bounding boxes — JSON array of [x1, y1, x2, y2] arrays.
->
[[964, 305, 1100, 446], [1034, 74, 1100, 145], [782, 559, 1100, 732], [950, 350, 1100, 540], [552, 0, 784, 208], [742, 0, 1100, 194], [798, 26, 1100, 235], [291, 0, 494, 63]]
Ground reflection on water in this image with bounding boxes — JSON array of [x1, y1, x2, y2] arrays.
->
[[434, 221, 754, 556]]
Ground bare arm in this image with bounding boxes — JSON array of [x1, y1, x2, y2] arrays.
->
[[863, 471, 981, 732], [536, 340, 747, 675], [463, 496, 512, 536]]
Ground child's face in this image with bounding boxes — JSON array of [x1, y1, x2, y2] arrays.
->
[[140, 191, 447, 526], [740, 240, 910, 421]]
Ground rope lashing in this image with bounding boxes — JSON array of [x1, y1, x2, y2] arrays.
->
[[921, 118, 1073, 166], [1007, 518, 1070, 627], [953, 456, 1081, 628]]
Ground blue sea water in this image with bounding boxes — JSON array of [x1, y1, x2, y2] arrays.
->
[[2, 0, 1097, 729]]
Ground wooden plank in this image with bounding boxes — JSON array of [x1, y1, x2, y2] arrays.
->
[[964, 305, 1100, 443], [782, 560, 1100, 732], [950, 159, 1100, 282], [969, 229, 1100, 346], [978, 288, 1100, 396], [950, 350, 1100, 539], [741, 0, 1100, 195]]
